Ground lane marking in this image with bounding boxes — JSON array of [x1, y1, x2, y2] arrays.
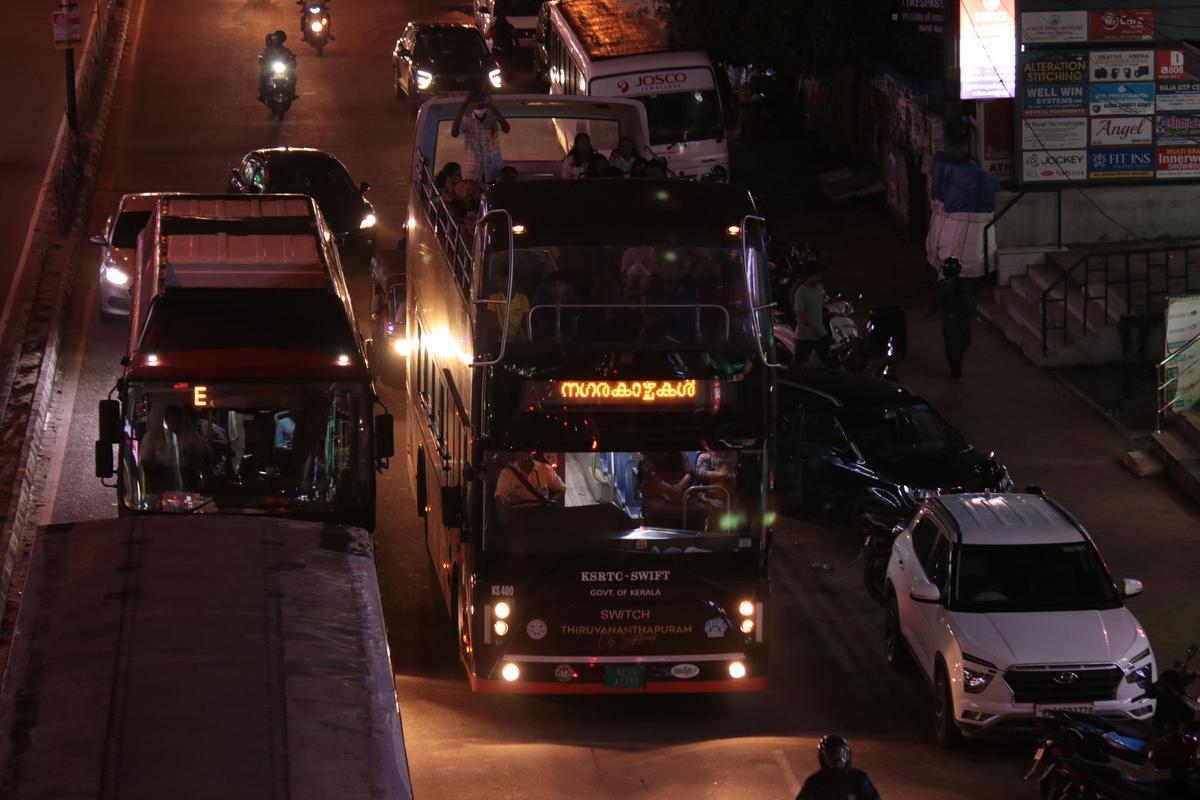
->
[[40, 281, 99, 525], [0, 10, 100, 345], [774, 749, 802, 796]]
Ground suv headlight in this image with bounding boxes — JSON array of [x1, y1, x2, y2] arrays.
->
[[1126, 663, 1153, 685], [899, 485, 937, 506], [962, 665, 994, 693], [488, 67, 502, 88], [415, 70, 433, 90], [104, 265, 129, 286]]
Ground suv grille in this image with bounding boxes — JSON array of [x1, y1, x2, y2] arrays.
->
[[1004, 665, 1123, 704]]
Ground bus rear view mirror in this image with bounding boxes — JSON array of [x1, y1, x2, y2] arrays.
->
[[375, 413, 395, 459], [95, 441, 114, 480], [98, 399, 122, 445], [441, 486, 464, 529]]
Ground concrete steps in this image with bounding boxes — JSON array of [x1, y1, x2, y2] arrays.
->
[[1151, 426, 1200, 507]]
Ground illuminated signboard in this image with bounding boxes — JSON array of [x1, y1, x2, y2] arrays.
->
[[960, 0, 1016, 100], [520, 380, 721, 410], [193, 385, 208, 407]]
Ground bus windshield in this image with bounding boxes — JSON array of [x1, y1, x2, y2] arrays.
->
[[480, 242, 768, 351], [483, 448, 765, 554], [635, 89, 724, 146], [119, 381, 372, 519]]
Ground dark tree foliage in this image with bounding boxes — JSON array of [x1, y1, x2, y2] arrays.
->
[[655, 0, 892, 77]]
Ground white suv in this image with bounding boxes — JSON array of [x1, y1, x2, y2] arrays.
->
[[883, 492, 1156, 746]]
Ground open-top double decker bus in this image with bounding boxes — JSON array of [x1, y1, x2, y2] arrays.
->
[[405, 96, 776, 693], [95, 194, 393, 531]]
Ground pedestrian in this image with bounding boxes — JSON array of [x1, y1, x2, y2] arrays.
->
[[930, 257, 974, 381], [795, 735, 881, 800], [790, 263, 835, 372], [451, 89, 511, 183]]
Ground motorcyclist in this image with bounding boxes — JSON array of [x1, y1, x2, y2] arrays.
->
[[795, 735, 881, 800], [297, 0, 334, 42], [258, 31, 296, 102]]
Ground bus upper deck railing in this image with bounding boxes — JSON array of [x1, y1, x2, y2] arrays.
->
[[415, 155, 474, 297]]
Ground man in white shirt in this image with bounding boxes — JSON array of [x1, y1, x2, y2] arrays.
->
[[495, 452, 565, 510]]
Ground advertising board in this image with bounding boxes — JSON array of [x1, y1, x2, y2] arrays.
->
[[1089, 116, 1153, 146], [1087, 147, 1155, 178], [1020, 10, 1086, 43], [1022, 84, 1086, 117], [1021, 117, 1087, 150], [1155, 115, 1200, 146], [1089, 50, 1152, 83], [1022, 149, 1086, 182], [1157, 82, 1200, 113], [1088, 9, 1155, 41], [1087, 82, 1154, 116], [960, 0, 1015, 99], [1157, 147, 1200, 178], [1022, 52, 1087, 84]]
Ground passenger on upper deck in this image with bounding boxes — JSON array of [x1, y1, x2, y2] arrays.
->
[[486, 272, 529, 340], [609, 137, 644, 176], [559, 133, 603, 179], [451, 89, 511, 183], [434, 161, 463, 200]]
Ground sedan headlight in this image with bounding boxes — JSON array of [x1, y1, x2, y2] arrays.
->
[[359, 212, 377, 229], [415, 70, 433, 90], [488, 67, 502, 89], [103, 265, 129, 286], [271, 60, 288, 75], [962, 665, 994, 693]]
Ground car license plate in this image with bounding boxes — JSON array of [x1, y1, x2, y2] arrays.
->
[[604, 664, 645, 689], [1034, 703, 1094, 717]]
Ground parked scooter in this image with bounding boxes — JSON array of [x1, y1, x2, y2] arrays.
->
[[298, 0, 332, 55], [1027, 644, 1200, 799]]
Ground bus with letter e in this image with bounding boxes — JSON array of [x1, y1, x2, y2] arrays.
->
[[94, 194, 394, 531], [543, 0, 729, 180], [406, 95, 774, 693]]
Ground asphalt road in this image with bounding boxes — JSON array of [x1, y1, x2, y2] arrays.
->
[[0, 0, 93, 342], [34, 2, 1199, 799]]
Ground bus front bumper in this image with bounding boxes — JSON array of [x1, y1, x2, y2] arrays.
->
[[469, 653, 766, 694]]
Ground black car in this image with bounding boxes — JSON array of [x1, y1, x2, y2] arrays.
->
[[228, 148, 377, 258], [776, 370, 1012, 530], [392, 22, 501, 116]]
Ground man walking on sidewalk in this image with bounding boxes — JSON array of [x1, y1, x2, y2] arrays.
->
[[791, 264, 835, 372], [931, 257, 974, 380]]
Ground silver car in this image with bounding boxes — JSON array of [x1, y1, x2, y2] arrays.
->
[[89, 193, 165, 321]]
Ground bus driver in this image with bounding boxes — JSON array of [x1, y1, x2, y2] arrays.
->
[[495, 452, 565, 514]]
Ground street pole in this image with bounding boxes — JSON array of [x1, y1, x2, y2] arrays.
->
[[64, 45, 79, 135]]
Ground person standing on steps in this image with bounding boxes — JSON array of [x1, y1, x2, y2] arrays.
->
[[931, 257, 974, 381]]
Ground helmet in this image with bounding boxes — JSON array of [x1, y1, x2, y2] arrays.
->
[[941, 257, 962, 279], [817, 735, 852, 770], [274, 29, 288, 44]]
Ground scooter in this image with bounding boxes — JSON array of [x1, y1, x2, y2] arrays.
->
[[298, 1, 332, 55], [259, 54, 297, 121], [1027, 644, 1200, 799]]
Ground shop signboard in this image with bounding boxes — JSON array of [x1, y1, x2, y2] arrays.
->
[[960, 0, 1015, 99], [1157, 146, 1200, 178], [1088, 9, 1155, 41], [1088, 82, 1154, 115], [1089, 50, 1152, 83], [1089, 116, 1153, 146], [1022, 51, 1087, 84], [1021, 117, 1087, 150], [1020, 10, 1087, 43], [1022, 83, 1087, 116], [1155, 114, 1200, 146], [1157, 82, 1200, 112], [1087, 146, 1155, 178], [1022, 149, 1087, 182], [1158, 50, 1189, 80], [1164, 293, 1200, 413]]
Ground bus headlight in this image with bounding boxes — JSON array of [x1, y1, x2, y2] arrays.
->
[[103, 266, 129, 286], [494, 601, 511, 620], [488, 68, 502, 88], [359, 212, 377, 229], [501, 662, 520, 682], [728, 660, 747, 679], [740, 619, 754, 635], [737, 599, 754, 617], [493, 620, 509, 637], [415, 70, 433, 90]]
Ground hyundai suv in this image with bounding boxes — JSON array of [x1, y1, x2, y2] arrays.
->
[[883, 492, 1155, 746]]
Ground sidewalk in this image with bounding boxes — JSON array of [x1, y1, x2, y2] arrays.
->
[[731, 128, 1200, 659]]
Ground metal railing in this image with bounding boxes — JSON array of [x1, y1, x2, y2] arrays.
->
[[414, 156, 475, 296], [1157, 328, 1200, 433], [1042, 242, 1200, 356], [982, 188, 1063, 278]]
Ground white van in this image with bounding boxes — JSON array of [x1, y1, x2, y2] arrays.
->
[[544, 0, 729, 179]]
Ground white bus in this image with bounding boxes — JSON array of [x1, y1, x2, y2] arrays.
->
[[544, 0, 729, 179]]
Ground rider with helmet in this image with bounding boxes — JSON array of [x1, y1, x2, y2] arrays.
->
[[795, 735, 881, 800], [258, 30, 296, 102]]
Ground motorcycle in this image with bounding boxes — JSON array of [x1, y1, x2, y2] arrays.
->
[[299, 1, 331, 55], [1027, 644, 1200, 799], [259, 54, 297, 121]]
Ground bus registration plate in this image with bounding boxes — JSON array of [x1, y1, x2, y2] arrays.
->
[[604, 664, 645, 689]]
